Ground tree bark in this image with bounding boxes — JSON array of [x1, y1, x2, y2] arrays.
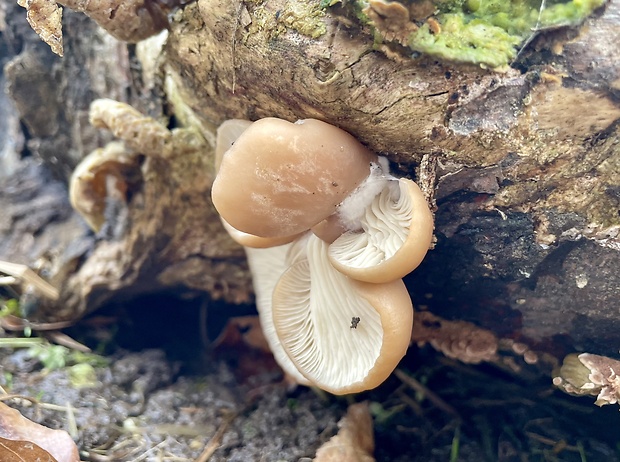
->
[[1, 0, 619, 359]]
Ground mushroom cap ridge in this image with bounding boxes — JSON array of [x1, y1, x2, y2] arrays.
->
[[211, 118, 377, 238]]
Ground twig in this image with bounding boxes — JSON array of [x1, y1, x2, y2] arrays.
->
[[65, 401, 78, 439], [0, 392, 83, 415], [129, 439, 168, 462], [45, 331, 91, 352], [394, 369, 460, 418], [0, 315, 74, 332], [396, 389, 424, 417], [194, 411, 237, 462], [0, 276, 18, 285], [0, 260, 59, 300]]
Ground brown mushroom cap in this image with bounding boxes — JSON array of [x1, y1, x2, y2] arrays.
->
[[215, 120, 303, 248], [214, 119, 253, 173], [211, 118, 377, 238]]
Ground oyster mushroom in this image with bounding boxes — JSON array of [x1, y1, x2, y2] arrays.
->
[[211, 117, 431, 395], [215, 119, 303, 248], [214, 120, 308, 384], [272, 233, 413, 395], [244, 244, 311, 386], [211, 117, 378, 238], [327, 178, 434, 283], [214, 119, 253, 172]]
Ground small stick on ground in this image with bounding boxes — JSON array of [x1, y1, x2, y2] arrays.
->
[[194, 411, 237, 462], [394, 369, 461, 418]]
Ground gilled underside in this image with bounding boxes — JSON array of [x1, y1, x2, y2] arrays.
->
[[272, 235, 383, 392], [330, 179, 411, 266]]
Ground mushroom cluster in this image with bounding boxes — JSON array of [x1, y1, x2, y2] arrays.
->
[[212, 118, 434, 395]]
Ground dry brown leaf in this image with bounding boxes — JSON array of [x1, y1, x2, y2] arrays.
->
[[0, 436, 58, 462], [17, 0, 64, 57], [212, 315, 271, 353], [0, 402, 79, 462], [314, 402, 375, 462]]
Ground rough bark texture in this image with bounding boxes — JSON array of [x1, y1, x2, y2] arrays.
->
[[1, 0, 619, 361], [1, 1, 253, 318]]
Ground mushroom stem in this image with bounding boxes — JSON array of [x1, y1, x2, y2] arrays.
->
[[244, 244, 311, 386]]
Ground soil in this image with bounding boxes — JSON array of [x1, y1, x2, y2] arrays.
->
[[1, 293, 620, 462]]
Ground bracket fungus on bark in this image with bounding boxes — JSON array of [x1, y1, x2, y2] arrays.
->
[[213, 117, 434, 394], [69, 141, 140, 232]]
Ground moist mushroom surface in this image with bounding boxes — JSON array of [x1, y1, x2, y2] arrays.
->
[[211, 117, 434, 395], [211, 118, 377, 238], [327, 178, 434, 283]]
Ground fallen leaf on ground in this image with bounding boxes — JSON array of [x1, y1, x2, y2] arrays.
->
[[212, 315, 286, 383], [0, 402, 79, 462], [212, 315, 271, 353], [0, 436, 57, 461], [314, 402, 375, 462]]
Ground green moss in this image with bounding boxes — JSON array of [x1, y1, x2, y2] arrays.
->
[[69, 363, 98, 389], [359, 0, 606, 68], [411, 14, 521, 68]]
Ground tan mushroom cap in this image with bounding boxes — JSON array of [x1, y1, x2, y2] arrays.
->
[[272, 234, 413, 395], [328, 178, 434, 283], [211, 118, 377, 238], [214, 119, 253, 173], [220, 218, 302, 249], [215, 120, 303, 248]]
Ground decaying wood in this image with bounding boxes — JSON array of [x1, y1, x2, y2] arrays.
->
[[1, 0, 619, 364], [0, 3, 253, 318], [161, 0, 620, 357]]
